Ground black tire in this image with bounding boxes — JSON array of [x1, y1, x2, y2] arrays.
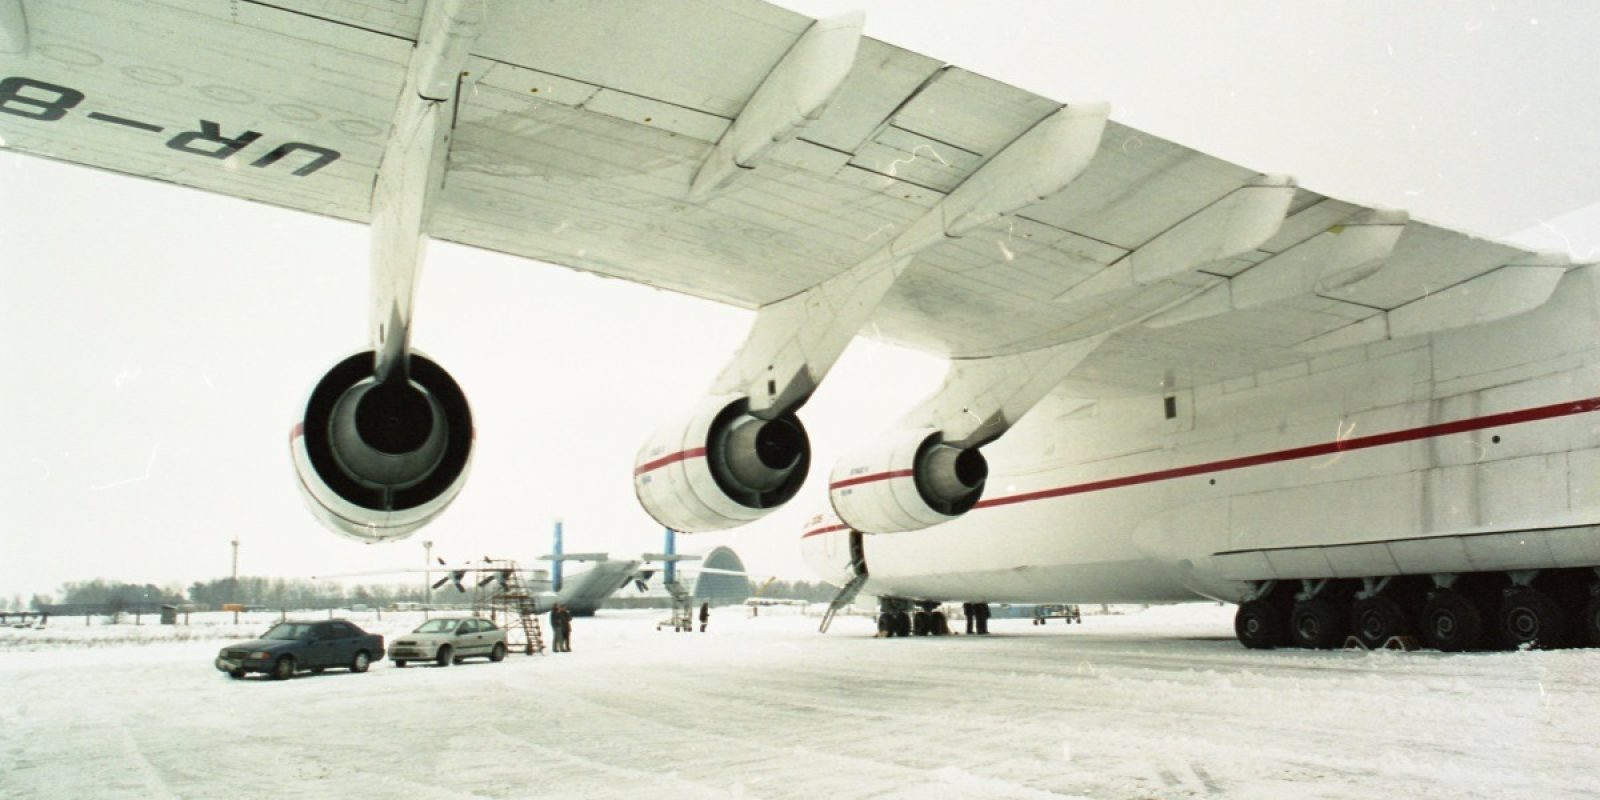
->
[[1498, 587, 1567, 650], [350, 650, 371, 673], [1234, 599, 1286, 649], [877, 613, 895, 636], [1290, 597, 1346, 649], [1419, 589, 1483, 652], [490, 642, 506, 662], [394, 660, 407, 668], [894, 611, 912, 638], [931, 611, 949, 635], [912, 611, 930, 636], [228, 670, 245, 680], [270, 656, 295, 681], [1350, 595, 1410, 649], [435, 645, 453, 667], [1583, 593, 1600, 648]]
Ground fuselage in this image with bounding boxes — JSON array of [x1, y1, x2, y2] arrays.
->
[[804, 265, 1600, 607]]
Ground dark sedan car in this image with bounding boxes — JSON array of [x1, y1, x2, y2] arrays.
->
[[215, 619, 385, 680]]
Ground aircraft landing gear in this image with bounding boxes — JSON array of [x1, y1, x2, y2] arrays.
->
[[1497, 587, 1568, 649], [1234, 598, 1286, 649]]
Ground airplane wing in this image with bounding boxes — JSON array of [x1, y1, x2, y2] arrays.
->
[[0, 0, 1569, 399]]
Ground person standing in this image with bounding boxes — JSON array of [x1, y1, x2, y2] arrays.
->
[[698, 601, 710, 633], [559, 605, 573, 652], [963, 602, 975, 635], [549, 604, 569, 652], [976, 602, 991, 635]]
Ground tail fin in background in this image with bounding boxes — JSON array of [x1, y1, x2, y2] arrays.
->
[[664, 528, 677, 584]]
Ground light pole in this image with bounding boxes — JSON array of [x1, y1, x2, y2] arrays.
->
[[423, 540, 434, 609], [229, 537, 240, 623]]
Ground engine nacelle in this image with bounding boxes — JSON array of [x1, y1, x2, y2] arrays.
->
[[634, 394, 810, 531], [290, 351, 473, 542], [829, 428, 988, 533]]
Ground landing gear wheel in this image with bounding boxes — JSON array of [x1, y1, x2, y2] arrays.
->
[[931, 611, 949, 635], [1420, 589, 1483, 652], [350, 651, 371, 673], [435, 645, 453, 667], [877, 613, 895, 636], [1290, 597, 1345, 649], [1350, 595, 1409, 649], [894, 611, 912, 638], [1235, 601, 1286, 649], [1584, 593, 1600, 648], [912, 611, 930, 636], [1498, 587, 1567, 650], [1234, 599, 1286, 649], [490, 642, 506, 662], [270, 656, 295, 681]]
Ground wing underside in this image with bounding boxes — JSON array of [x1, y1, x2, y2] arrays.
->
[[0, 0, 1567, 394]]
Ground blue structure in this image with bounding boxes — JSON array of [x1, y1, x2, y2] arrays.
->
[[663, 528, 677, 584]]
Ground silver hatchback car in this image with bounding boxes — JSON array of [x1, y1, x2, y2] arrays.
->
[[389, 617, 507, 667]]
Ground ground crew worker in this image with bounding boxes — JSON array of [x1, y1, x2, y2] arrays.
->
[[550, 604, 570, 652], [559, 605, 573, 652], [699, 601, 710, 632], [976, 602, 991, 635], [963, 602, 976, 634]]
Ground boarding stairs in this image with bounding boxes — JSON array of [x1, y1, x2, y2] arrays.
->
[[818, 569, 870, 634], [657, 577, 695, 632], [482, 563, 545, 655]]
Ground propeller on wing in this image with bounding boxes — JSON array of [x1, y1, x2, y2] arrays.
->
[[432, 570, 466, 592]]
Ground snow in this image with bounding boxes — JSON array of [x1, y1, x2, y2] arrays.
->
[[2, 604, 1598, 799]]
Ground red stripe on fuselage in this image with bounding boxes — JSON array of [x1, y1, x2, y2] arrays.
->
[[802, 523, 849, 539], [801, 395, 1600, 537], [829, 469, 915, 490], [634, 447, 707, 477]]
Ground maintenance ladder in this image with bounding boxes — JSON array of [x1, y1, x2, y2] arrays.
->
[[480, 562, 545, 655]]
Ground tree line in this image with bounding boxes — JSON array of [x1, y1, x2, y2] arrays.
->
[[24, 576, 436, 611], [17, 574, 841, 612]]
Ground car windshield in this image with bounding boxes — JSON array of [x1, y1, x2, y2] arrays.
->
[[262, 623, 315, 640], [414, 619, 463, 633]]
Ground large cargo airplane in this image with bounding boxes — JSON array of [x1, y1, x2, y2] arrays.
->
[[3, 2, 1596, 652]]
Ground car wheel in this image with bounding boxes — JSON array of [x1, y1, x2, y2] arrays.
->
[[490, 642, 506, 662], [350, 650, 371, 673], [228, 670, 245, 680], [394, 660, 407, 668], [270, 656, 295, 681], [435, 645, 452, 667]]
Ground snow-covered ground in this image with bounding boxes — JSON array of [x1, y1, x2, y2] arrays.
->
[[2, 604, 1596, 799]]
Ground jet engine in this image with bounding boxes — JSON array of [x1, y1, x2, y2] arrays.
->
[[829, 428, 988, 533], [634, 394, 810, 531], [290, 351, 473, 542]]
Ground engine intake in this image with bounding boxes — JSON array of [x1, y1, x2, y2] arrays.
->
[[829, 428, 988, 533], [634, 394, 810, 531], [291, 351, 473, 542]]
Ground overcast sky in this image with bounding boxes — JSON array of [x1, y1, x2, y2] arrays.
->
[[2, 1, 1598, 602]]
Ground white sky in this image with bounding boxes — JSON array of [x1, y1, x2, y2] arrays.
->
[[2, 1, 1598, 600]]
